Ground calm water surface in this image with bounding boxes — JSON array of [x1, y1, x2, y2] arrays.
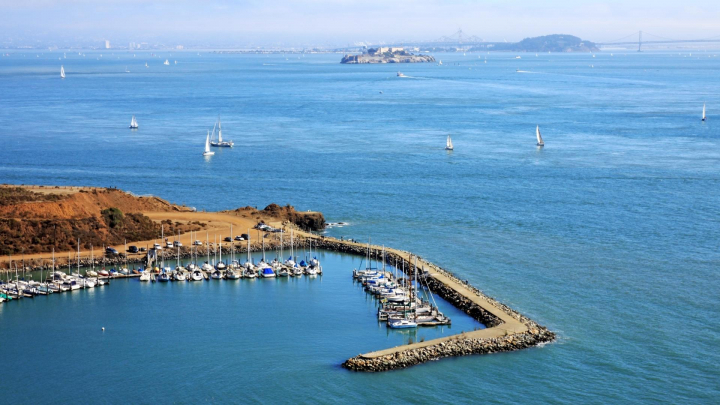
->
[[0, 50, 718, 403]]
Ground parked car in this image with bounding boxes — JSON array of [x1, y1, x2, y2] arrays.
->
[[165, 241, 173, 248], [139, 247, 147, 252], [193, 240, 203, 246], [234, 235, 244, 241], [153, 243, 162, 250], [241, 233, 249, 240], [105, 247, 119, 255], [174, 241, 183, 247], [128, 245, 139, 253], [223, 237, 232, 242]]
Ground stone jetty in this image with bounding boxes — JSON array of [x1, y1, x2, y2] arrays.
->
[[297, 233, 556, 372]]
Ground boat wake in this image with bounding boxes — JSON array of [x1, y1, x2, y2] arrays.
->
[[326, 222, 350, 229]]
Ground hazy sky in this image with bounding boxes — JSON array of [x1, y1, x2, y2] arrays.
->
[[2, 0, 719, 47]]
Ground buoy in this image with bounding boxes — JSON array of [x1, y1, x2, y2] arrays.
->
[[101, 327, 105, 331]]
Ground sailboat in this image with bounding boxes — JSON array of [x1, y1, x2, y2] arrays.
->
[[203, 131, 215, 156], [210, 117, 234, 147], [145, 62, 148, 68], [60, 65, 65, 79], [164, 59, 170, 66], [445, 135, 454, 151], [536, 125, 545, 147], [702, 103, 706, 122], [129, 115, 138, 129]]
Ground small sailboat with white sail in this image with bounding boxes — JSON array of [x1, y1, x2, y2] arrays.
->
[[203, 131, 215, 156], [445, 135, 454, 151], [129, 115, 138, 129], [536, 125, 545, 147], [702, 103, 706, 122], [60, 65, 65, 79], [164, 59, 170, 66]]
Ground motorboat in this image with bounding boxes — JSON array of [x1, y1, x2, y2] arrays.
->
[[261, 267, 276, 278], [388, 318, 418, 329]]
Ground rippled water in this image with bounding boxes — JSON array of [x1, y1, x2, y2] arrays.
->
[[0, 50, 718, 403]]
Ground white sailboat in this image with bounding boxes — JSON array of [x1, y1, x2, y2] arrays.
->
[[536, 125, 545, 147], [164, 59, 170, 66], [210, 117, 234, 147], [445, 135, 454, 151], [145, 62, 148, 68], [60, 65, 65, 79], [203, 131, 215, 156], [129, 115, 138, 129], [702, 103, 706, 122]]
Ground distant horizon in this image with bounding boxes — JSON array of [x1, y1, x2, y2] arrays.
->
[[2, 0, 719, 49]]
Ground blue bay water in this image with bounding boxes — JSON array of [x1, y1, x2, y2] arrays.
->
[[0, 50, 719, 403]]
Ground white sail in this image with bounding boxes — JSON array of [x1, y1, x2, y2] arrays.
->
[[446, 135, 453, 150], [60, 65, 65, 79], [205, 132, 211, 153], [702, 103, 706, 121], [218, 118, 222, 143], [536, 125, 544, 146], [130, 115, 138, 128]]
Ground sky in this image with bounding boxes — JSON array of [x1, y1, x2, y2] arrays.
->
[[1, 0, 719, 47]]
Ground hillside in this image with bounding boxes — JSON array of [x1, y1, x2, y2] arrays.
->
[[0, 186, 197, 255], [474, 34, 599, 53], [0, 185, 326, 257]]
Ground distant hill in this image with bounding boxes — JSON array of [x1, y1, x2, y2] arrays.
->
[[474, 34, 599, 53]]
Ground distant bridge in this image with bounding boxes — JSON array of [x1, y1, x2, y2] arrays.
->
[[342, 30, 720, 53], [596, 31, 720, 51]]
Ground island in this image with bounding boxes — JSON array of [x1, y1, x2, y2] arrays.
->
[[341, 47, 436, 64], [472, 34, 599, 53]]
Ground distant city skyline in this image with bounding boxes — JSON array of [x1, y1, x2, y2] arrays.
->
[[1, 0, 719, 48]]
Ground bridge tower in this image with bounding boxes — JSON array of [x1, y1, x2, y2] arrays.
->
[[638, 31, 642, 52]]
